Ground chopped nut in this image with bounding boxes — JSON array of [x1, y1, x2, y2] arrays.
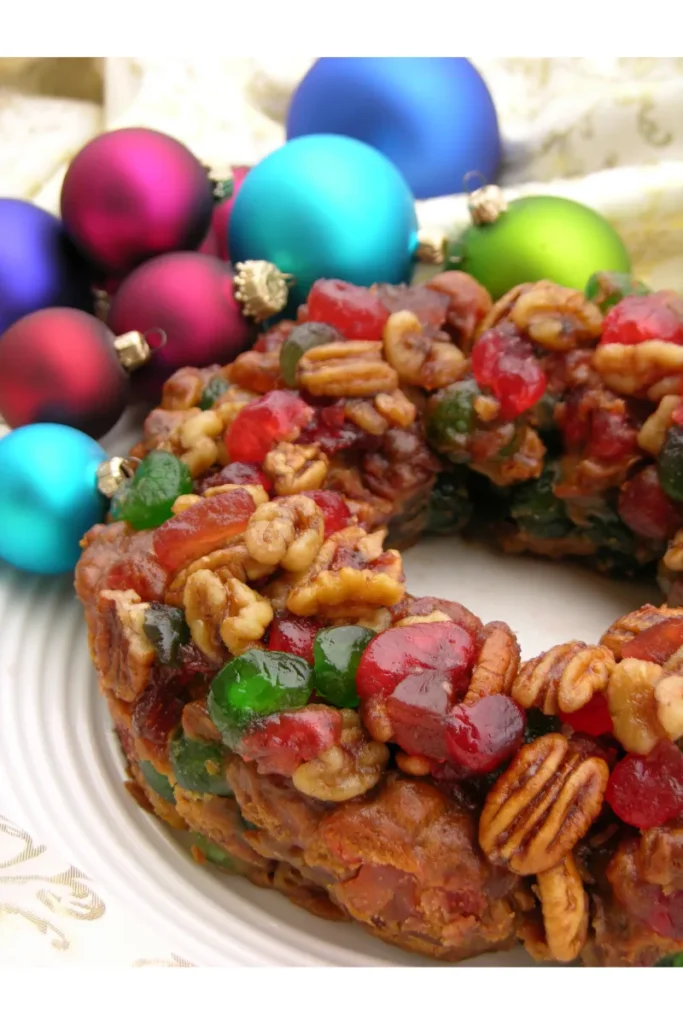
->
[[245, 495, 324, 573], [296, 340, 399, 398], [203, 483, 270, 507], [654, 673, 683, 741], [664, 530, 683, 573], [344, 398, 388, 435], [395, 752, 432, 776], [637, 823, 683, 888], [478, 733, 609, 875], [536, 854, 588, 963], [374, 389, 417, 429], [183, 569, 273, 658], [607, 658, 665, 754], [600, 604, 683, 658], [171, 494, 202, 515], [292, 709, 389, 801], [511, 642, 614, 716], [219, 577, 273, 655], [637, 396, 682, 456], [214, 384, 260, 427], [382, 310, 467, 390], [286, 526, 405, 617], [161, 366, 214, 410], [227, 348, 283, 394], [362, 695, 393, 743], [593, 340, 683, 398], [95, 589, 155, 701], [179, 409, 224, 449], [474, 425, 546, 488], [165, 541, 272, 606], [394, 610, 452, 627], [473, 394, 501, 422], [263, 441, 328, 496], [508, 281, 603, 351], [465, 622, 520, 705]]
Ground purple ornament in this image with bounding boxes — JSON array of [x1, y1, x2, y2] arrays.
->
[[0, 198, 93, 335]]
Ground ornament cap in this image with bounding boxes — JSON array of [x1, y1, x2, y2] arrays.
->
[[468, 184, 507, 226], [113, 331, 154, 372], [233, 260, 291, 322], [96, 455, 139, 499], [415, 227, 447, 266]]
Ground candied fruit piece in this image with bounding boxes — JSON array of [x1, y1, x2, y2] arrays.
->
[[620, 618, 683, 664], [139, 760, 175, 803], [197, 461, 273, 495], [110, 451, 193, 530], [584, 271, 650, 314], [306, 279, 389, 340], [387, 673, 455, 760], [143, 604, 190, 666], [445, 695, 526, 773], [658, 425, 683, 503], [153, 488, 255, 575], [301, 489, 353, 537], [426, 469, 473, 535], [279, 322, 342, 386], [199, 376, 230, 410], [238, 704, 342, 776], [426, 379, 480, 457], [225, 391, 313, 463], [510, 463, 573, 540], [297, 402, 367, 456], [471, 325, 547, 421], [313, 625, 375, 708], [559, 692, 614, 737], [132, 671, 185, 748], [605, 741, 683, 828], [268, 613, 318, 664], [103, 552, 168, 603], [169, 733, 231, 796], [618, 466, 683, 541], [374, 283, 449, 328], [600, 292, 683, 347]]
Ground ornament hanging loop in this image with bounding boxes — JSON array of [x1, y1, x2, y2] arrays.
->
[[96, 455, 140, 499]]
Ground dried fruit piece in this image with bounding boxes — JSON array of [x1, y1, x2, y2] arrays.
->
[[605, 741, 683, 828], [143, 603, 190, 666], [658, 425, 683, 502], [225, 391, 313, 463], [306, 279, 389, 340], [111, 451, 193, 530], [445, 695, 526, 774], [139, 760, 175, 803], [238, 704, 342, 776], [601, 293, 683, 348], [300, 490, 353, 538], [584, 271, 650, 314], [268, 612, 318, 664], [619, 465, 683, 541], [169, 733, 231, 796], [621, 618, 683, 664], [426, 378, 480, 456], [559, 692, 614, 737], [197, 462, 272, 495], [199, 376, 230, 410], [313, 625, 375, 708], [153, 489, 256, 575], [472, 325, 547, 420], [279, 322, 342, 386]]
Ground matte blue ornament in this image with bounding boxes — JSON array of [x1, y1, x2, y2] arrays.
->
[[286, 58, 501, 201], [229, 134, 418, 307], [0, 424, 107, 575], [0, 198, 93, 335]]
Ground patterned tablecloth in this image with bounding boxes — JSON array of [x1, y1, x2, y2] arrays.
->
[[2, 57, 683, 964]]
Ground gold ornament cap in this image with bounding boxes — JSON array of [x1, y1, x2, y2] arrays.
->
[[113, 331, 156, 372], [96, 456, 139, 499], [415, 227, 448, 266], [233, 261, 291, 322], [468, 184, 507, 226]]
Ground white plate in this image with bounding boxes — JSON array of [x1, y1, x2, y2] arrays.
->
[[0, 412, 659, 967]]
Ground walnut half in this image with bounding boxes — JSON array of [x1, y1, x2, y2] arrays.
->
[[292, 709, 389, 801]]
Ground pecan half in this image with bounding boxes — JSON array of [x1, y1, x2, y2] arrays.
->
[[536, 854, 588, 962], [606, 658, 666, 754], [382, 310, 467, 390], [245, 495, 324, 573], [600, 604, 683, 658], [296, 340, 398, 397], [508, 281, 603, 351], [478, 733, 609, 875], [511, 642, 614, 716], [94, 589, 155, 701], [637, 821, 683, 889], [464, 622, 520, 705]]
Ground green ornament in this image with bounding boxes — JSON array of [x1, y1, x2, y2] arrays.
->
[[448, 188, 631, 300], [110, 450, 193, 530], [169, 733, 232, 796], [313, 625, 375, 708], [658, 425, 683, 503]]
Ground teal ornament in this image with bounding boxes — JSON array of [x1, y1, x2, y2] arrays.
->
[[228, 135, 419, 306], [0, 423, 107, 574]]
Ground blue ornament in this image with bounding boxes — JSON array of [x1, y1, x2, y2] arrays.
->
[[229, 135, 418, 307], [0, 198, 93, 335], [0, 424, 107, 575], [286, 58, 501, 201]]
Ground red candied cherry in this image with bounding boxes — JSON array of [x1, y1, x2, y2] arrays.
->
[[298, 401, 367, 455], [585, 407, 638, 462], [374, 283, 450, 328], [153, 488, 255, 575], [301, 490, 353, 537], [559, 692, 614, 737], [225, 391, 313, 464], [445, 695, 526, 774], [104, 552, 168, 603], [600, 292, 683, 347], [268, 613, 318, 664], [305, 279, 389, 340], [238, 705, 342, 776], [197, 461, 273, 495], [471, 324, 547, 420], [618, 466, 683, 542], [605, 741, 683, 829], [621, 618, 683, 664]]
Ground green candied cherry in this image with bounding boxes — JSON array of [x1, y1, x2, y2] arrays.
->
[[207, 648, 314, 748], [509, 463, 573, 539], [279, 322, 342, 387], [313, 626, 375, 708], [189, 832, 240, 870], [169, 733, 232, 796], [585, 271, 650, 314], [139, 760, 176, 803], [426, 378, 480, 461], [656, 953, 683, 966], [658, 425, 683, 503], [199, 376, 230, 410], [143, 604, 190, 666], [585, 503, 637, 555], [427, 469, 473, 535], [110, 450, 193, 530]]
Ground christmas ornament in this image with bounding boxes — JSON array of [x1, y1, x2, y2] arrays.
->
[[448, 186, 631, 299], [229, 135, 441, 307], [286, 58, 501, 200], [60, 128, 214, 277], [0, 423, 110, 574], [0, 198, 93, 334], [0, 307, 153, 438], [207, 166, 250, 261], [108, 252, 289, 396]]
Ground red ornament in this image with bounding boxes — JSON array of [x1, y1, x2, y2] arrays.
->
[[61, 128, 213, 277], [108, 253, 253, 397], [471, 324, 547, 420], [0, 308, 129, 438]]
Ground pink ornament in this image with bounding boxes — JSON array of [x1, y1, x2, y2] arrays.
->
[[107, 252, 253, 398], [60, 128, 214, 277]]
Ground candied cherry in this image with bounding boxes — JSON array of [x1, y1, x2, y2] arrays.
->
[[153, 488, 255, 575], [605, 741, 683, 829], [601, 292, 683, 347], [445, 695, 526, 774], [139, 760, 175, 803], [620, 617, 683, 664], [306, 279, 389, 340], [238, 705, 342, 776], [199, 376, 230, 410], [103, 552, 168, 603], [586, 407, 638, 462], [471, 324, 547, 421], [301, 490, 353, 537], [559, 692, 613, 737], [313, 626, 375, 708], [143, 604, 190, 666], [110, 450, 193, 530], [426, 379, 480, 456], [225, 391, 313, 464], [658, 425, 683, 503], [197, 461, 273, 495], [374, 283, 449, 328], [618, 466, 683, 542], [584, 271, 650, 314], [279, 322, 342, 386], [169, 733, 231, 796], [268, 612, 318, 664], [356, 622, 476, 702], [297, 402, 367, 455]]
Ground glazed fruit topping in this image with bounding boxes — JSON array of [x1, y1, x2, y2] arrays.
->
[[313, 625, 375, 708], [306, 279, 389, 340], [618, 466, 683, 542], [143, 604, 190, 666], [268, 612, 318, 664], [153, 488, 255, 574], [297, 402, 368, 455], [471, 325, 547, 421], [374, 283, 450, 327], [169, 732, 231, 796], [584, 271, 650, 314], [605, 740, 683, 828], [600, 292, 683, 347], [300, 490, 353, 537], [559, 692, 614, 737], [197, 461, 272, 495], [238, 705, 342, 776], [658, 425, 683, 504], [279, 322, 342, 387], [225, 390, 313, 463], [620, 617, 683, 664], [111, 450, 193, 530], [445, 695, 526, 773]]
